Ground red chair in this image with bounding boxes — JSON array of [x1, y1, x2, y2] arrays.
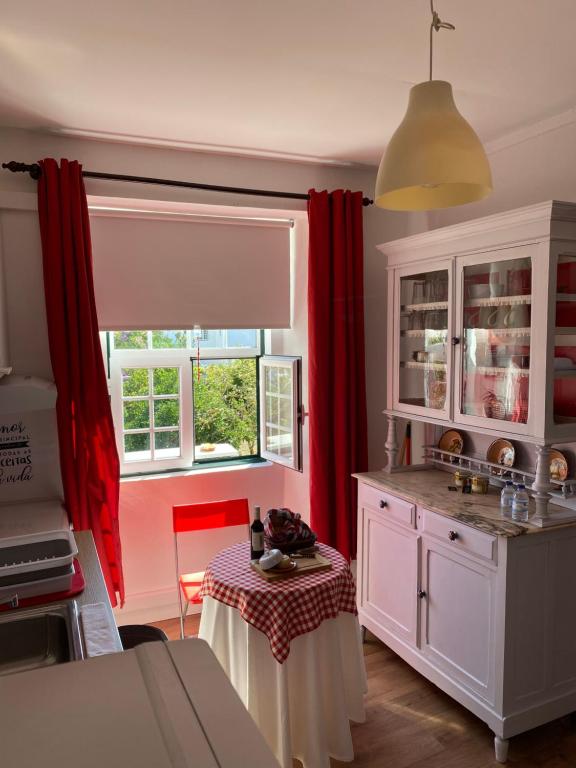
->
[[173, 498, 250, 638]]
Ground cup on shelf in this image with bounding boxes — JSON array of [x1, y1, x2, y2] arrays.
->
[[504, 304, 530, 328], [412, 280, 426, 305]]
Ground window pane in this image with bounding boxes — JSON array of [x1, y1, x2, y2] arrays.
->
[[123, 400, 149, 430], [279, 395, 292, 426], [265, 424, 293, 460], [153, 367, 179, 395], [198, 330, 225, 349], [152, 330, 187, 349], [193, 358, 257, 459], [226, 329, 258, 348], [124, 433, 151, 461], [154, 431, 180, 458], [114, 331, 148, 349], [154, 399, 180, 428], [278, 367, 291, 395], [266, 366, 278, 390], [122, 368, 149, 397], [462, 257, 531, 422]]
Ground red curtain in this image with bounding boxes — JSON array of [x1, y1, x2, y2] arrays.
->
[[37, 158, 125, 606], [307, 189, 368, 561]]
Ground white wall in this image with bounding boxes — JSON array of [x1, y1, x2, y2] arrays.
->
[[0, 127, 424, 620], [428, 120, 576, 230]]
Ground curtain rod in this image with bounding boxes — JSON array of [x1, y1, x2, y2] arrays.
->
[[1, 161, 374, 207]]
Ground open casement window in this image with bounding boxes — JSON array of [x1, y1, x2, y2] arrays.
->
[[109, 330, 261, 475], [259, 356, 302, 471]]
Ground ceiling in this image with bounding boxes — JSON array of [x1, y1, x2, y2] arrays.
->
[[1, 0, 575, 166]]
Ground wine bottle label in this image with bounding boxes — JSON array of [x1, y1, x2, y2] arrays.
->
[[251, 531, 264, 551]]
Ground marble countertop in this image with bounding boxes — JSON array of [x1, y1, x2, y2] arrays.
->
[[354, 469, 572, 537]]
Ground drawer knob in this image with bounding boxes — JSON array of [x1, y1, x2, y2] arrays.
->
[[448, 530, 459, 541], [417, 589, 427, 599], [379, 499, 388, 508]]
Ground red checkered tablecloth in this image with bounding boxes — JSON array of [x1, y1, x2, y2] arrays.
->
[[199, 541, 358, 663]]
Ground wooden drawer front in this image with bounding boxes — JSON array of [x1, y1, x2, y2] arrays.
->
[[422, 509, 496, 563], [358, 483, 416, 529]]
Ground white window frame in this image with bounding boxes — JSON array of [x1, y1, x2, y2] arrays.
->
[[109, 331, 261, 475], [259, 355, 302, 471]]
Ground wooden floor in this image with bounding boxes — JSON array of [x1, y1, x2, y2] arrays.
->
[[151, 618, 576, 767]]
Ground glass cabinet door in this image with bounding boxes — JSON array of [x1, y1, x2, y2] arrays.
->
[[460, 255, 532, 424], [398, 267, 450, 414], [553, 254, 576, 427]]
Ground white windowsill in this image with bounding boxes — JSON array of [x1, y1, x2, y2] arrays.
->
[[120, 459, 274, 483]]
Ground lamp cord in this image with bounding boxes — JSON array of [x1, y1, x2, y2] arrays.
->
[[429, 0, 455, 80]]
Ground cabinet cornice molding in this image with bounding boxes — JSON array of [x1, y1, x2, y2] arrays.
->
[[378, 200, 576, 267]]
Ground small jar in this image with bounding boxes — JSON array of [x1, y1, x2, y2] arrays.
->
[[454, 470, 468, 488], [471, 475, 489, 494]]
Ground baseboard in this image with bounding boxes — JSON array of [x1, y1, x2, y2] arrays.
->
[[114, 586, 202, 625]]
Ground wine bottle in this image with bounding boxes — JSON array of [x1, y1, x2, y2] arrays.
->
[[250, 506, 265, 560]]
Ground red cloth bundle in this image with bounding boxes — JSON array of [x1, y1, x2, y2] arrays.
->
[[264, 508, 316, 552]]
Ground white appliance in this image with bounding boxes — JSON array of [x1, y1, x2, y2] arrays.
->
[[0, 375, 72, 597], [0, 638, 280, 768]]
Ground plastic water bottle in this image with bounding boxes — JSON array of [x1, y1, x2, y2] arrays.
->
[[500, 481, 515, 517], [511, 484, 530, 522]]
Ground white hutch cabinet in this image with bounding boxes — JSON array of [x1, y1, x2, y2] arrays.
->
[[383, 200, 576, 522], [358, 201, 576, 763]]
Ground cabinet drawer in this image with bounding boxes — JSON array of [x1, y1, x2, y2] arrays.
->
[[421, 509, 497, 563], [358, 483, 416, 528]]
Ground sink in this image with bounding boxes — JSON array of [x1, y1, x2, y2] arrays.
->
[[0, 602, 84, 676]]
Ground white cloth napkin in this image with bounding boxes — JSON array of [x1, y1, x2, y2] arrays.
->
[[81, 602, 121, 656]]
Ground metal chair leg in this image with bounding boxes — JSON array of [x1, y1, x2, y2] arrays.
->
[[180, 599, 189, 639]]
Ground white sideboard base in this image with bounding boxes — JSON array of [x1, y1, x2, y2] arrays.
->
[[359, 613, 506, 735], [360, 611, 576, 744], [494, 737, 509, 763], [356, 473, 576, 764]]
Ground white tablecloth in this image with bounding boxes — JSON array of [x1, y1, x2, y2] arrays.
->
[[199, 596, 367, 768]]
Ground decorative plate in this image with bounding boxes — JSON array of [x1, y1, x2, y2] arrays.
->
[[438, 430, 464, 456], [550, 449, 569, 481], [487, 439, 515, 468]]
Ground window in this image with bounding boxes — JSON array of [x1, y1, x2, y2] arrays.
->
[[108, 330, 301, 475], [259, 356, 302, 471]]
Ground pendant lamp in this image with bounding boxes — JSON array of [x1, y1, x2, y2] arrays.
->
[[375, 1, 492, 211]]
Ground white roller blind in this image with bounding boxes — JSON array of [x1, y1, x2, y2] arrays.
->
[[90, 212, 292, 330]]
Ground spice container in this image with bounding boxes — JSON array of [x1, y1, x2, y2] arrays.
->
[[453, 470, 469, 488], [471, 475, 489, 494]]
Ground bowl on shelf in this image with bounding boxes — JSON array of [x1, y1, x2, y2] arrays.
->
[[550, 450, 569, 481], [438, 429, 464, 456], [487, 439, 515, 468]]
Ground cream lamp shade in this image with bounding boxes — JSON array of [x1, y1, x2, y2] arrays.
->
[[375, 80, 492, 211]]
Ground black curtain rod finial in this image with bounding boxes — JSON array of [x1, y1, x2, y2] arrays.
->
[[1, 161, 41, 180]]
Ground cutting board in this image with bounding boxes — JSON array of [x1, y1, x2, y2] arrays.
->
[[250, 553, 332, 581]]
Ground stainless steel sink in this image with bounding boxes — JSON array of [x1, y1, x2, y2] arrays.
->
[[0, 602, 84, 676]]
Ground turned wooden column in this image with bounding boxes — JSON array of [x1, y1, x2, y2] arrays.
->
[[384, 414, 399, 473], [531, 444, 554, 521]]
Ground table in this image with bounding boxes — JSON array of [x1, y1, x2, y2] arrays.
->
[[198, 542, 367, 768]]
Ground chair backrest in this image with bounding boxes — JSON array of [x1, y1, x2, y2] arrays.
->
[[172, 498, 250, 534]]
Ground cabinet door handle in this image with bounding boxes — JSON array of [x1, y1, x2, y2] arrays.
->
[[448, 530, 459, 541], [417, 589, 427, 599], [379, 499, 388, 508]]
